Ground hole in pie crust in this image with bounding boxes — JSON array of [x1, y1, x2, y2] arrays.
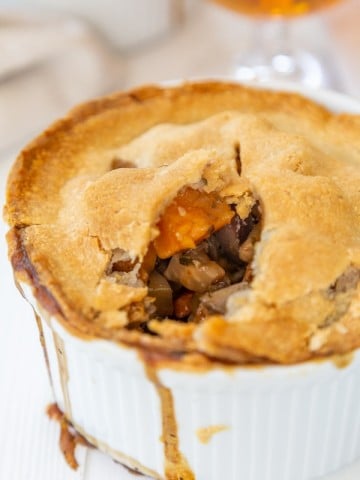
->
[[234, 142, 241, 176], [108, 186, 262, 331], [111, 157, 136, 169], [320, 266, 360, 328]]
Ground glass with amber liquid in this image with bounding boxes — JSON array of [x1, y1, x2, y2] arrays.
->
[[214, 0, 341, 16], [212, 0, 344, 87]]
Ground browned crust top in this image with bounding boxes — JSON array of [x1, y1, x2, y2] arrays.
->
[[4, 81, 360, 366]]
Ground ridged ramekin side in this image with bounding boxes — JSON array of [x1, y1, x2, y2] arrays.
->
[[22, 283, 165, 479], [161, 361, 360, 480], [23, 283, 360, 480]]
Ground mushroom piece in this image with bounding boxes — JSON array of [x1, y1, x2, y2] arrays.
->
[[198, 282, 249, 314], [164, 250, 225, 293]]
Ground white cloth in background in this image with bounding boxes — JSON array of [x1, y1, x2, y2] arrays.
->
[[0, 13, 124, 152], [0, 0, 184, 50]]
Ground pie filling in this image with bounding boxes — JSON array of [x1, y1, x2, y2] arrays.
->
[[109, 186, 261, 331]]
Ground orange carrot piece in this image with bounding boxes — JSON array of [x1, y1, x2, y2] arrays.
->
[[154, 187, 234, 259]]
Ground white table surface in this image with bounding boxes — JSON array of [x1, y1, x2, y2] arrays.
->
[[1, 1, 360, 479]]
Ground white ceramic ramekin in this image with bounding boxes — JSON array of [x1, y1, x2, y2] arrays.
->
[[18, 85, 360, 480]]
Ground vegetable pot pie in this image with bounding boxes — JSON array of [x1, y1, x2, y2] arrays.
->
[[5, 81, 360, 365]]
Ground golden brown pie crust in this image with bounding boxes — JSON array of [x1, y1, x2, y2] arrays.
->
[[5, 81, 360, 365]]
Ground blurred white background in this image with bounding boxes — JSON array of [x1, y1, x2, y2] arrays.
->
[[0, 0, 359, 153], [0, 0, 184, 49]]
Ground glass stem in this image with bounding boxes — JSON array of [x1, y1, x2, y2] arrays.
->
[[254, 18, 293, 60], [234, 15, 339, 89]]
